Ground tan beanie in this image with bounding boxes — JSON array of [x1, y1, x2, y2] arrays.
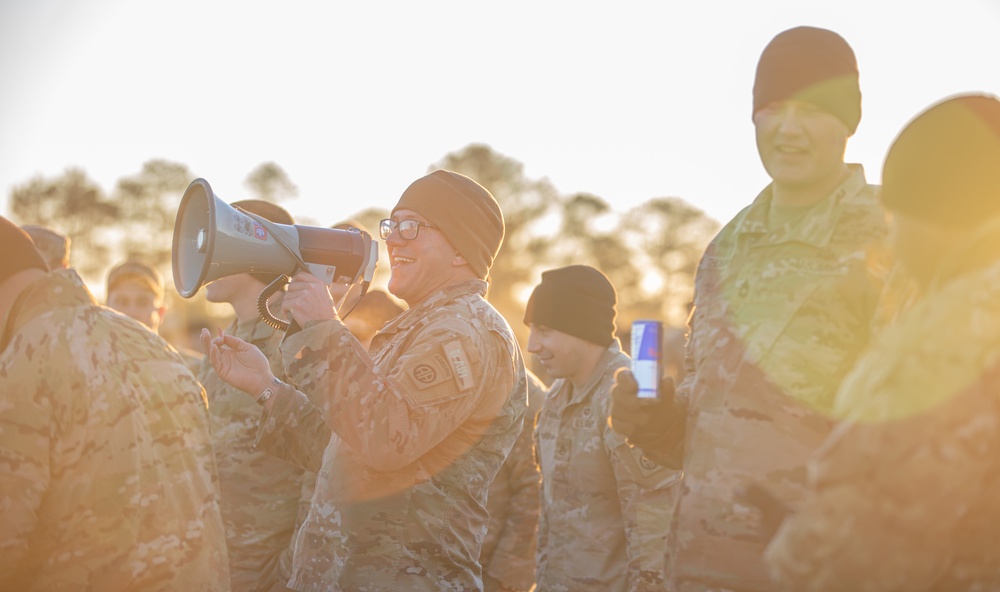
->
[[391, 170, 505, 278]]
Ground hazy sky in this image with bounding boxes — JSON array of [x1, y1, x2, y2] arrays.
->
[[2, 0, 998, 229]]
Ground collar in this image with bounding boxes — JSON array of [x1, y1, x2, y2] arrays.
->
[[380, 279, 487, 334], [735, 164, 869, 249], [564, 340, 626, 406]]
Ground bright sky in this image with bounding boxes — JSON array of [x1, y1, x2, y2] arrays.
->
[[2, 0, 998, 229]]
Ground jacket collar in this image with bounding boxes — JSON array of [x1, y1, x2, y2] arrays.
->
[[381, 279, 487, 334], [735, 164, 869, 249]]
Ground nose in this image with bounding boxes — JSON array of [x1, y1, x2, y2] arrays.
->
[[775, 105, 805, 134], [385, 226, 405, 248], [526, 331, 541, 354]]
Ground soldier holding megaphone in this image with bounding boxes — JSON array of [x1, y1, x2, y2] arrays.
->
[[193, 170, 528, 591]]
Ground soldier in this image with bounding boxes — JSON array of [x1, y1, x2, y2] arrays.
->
[[202, 169, 527, 591], [527, 265, 679, 592], [0, 216, 229, 590], [106, 259, 205, 370], [106, 259, 169, 332], [481, 367, 545, 592], [198, 200, 309, 592], [611, 26, 889, 592], [21, 224, 71, 270], [764, 94, 1000, 591]]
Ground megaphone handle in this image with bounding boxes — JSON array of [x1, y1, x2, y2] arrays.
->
[[258, 275, 296, 333]]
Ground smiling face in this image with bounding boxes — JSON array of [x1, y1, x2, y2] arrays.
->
[[526, 323, 605, 388], [754, 100, 850, 201], [385, 209, 469, 307]]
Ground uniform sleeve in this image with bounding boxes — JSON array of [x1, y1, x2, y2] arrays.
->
[[483, 402, 541, 590], [765, 382, 1000, 592], [605, 401, 683, 592], [254, 383, 331, 473], [0, 341, 51, 579], [268, 315, 514, 473]]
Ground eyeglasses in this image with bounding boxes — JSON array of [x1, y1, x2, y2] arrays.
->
[[379, 218, 437, 240]]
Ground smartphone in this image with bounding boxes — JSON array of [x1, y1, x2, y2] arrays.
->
[[631, 320, 662, 399]]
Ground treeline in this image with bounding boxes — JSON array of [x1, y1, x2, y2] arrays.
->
[[7, 143, 719, 350]]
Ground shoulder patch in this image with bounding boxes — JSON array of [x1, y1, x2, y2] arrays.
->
[[405, 352, 454, 390], [443, 339, 476, 391]]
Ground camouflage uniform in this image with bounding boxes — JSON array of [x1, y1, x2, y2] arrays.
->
[[481, 369, 546, 592], [0, 270, 229, 591], [201, 312, 306, 592], [671, 165, 888, 591], [764, 223, 1000, 591], [255, 279, 527, 591], [534, 341, 680, 592]]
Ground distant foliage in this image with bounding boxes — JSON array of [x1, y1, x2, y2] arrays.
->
[[10, 167, 117, 280], [244, 162, 299, 203], [6, 146, 718, 356], [430, 143, 719, 343]]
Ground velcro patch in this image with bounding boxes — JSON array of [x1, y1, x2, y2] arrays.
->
[[443, 339, 476, 391], [405, 353, 453, 390]]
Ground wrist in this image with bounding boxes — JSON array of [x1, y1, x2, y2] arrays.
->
[[255, 376, 283, 406]]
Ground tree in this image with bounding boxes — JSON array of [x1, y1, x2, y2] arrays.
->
[[431, 144, 560, 346], [619, 197, 719, 326], [112, 159, 195, 269], [9, 168, 118, 280], [244, 162, 299, 203]]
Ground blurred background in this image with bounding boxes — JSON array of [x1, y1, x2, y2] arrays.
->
[[3, 0, 997, 364]]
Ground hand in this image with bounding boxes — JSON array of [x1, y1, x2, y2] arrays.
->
[[282, 270, 337, 326], [734, 482, 791, 543], [609, 368, 682, 467], [201, 328, 274, 396]]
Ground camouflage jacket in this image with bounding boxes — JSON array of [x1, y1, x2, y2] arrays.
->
[[0, 270, 230, 591], [534, 342, 680, 592], [765, 220, 1000, 592], [255, 279, 527, 592], [200, 312, 304, 592], [671, 165, 889, 591], [481, 369, 546, 592]]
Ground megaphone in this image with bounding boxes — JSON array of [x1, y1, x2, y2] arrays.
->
[[172, 178, 378, 301]]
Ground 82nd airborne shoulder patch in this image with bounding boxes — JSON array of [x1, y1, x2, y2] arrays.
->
[[406, 353, 454, 390]]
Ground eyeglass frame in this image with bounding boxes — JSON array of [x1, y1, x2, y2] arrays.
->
[[379, 218, 437, 241]]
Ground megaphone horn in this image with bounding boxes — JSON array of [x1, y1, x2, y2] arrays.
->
[[171, 178, 378, 299]]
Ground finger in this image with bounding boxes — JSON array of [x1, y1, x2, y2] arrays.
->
[[200, 328, 213, 356], [608, 416, 638, 438], [291, 270, 319, 285], [659, 376, 677, 400], [613, 368, 638, 394]]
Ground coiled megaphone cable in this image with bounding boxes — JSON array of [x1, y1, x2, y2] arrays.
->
[[258, 275, 297, 333], [257, 275, 372, 334]]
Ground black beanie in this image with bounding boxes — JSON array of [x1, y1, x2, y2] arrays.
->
[[0, 216, 49, 284], [392, 170, 505, 279], [881, 93, 1000, 229], [753, 26, 862, 134], [523, 265, 617, 347], [231, 200, 295, 285]]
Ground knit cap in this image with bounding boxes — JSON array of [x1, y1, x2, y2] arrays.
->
[[753, 26, 862, 134], [0, 216, 49, 284], [391, 170, 504, 279], [523, 265, 617, 346], [881, 93, 1000, 228]]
